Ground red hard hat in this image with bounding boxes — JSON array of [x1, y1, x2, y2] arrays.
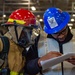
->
[[6, 8, 36, 26]]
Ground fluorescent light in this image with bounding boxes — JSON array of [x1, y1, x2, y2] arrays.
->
[[39, 19, 43, 22], [37, 15, 40, 17], [73, 14, 75, 17], [3, 14, 6, 18], [69, 26, 72, 29], [68, 23, 73, 26], [71, 18, 74, 22], [74, 7, 75, 10], [31, 6, 36, 11]]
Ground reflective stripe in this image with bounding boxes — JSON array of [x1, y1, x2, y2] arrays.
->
[[10, 71, 19, 75], [8, 18, 26, 25]]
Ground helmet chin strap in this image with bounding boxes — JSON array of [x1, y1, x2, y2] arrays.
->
[[13, 21, 19, 43]]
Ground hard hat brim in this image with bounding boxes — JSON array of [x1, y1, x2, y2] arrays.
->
[[1, 22, 38, 29]]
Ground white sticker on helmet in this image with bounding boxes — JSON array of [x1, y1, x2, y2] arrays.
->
[[47, 17, 58, 28]]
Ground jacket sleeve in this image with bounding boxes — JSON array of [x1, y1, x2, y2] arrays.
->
[[25, 58, 42, 75], [0, 38, 3, 52]]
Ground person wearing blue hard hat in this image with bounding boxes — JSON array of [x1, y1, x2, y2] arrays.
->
[[43, 7, 70, 34], [38, 7, 75, 75]]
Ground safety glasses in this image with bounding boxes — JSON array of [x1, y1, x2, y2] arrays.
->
[[52, 26, 68, 37]]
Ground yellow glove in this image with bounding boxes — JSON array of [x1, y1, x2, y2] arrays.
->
[[20, 73, 23, 75], [10, 71, 19, 75]]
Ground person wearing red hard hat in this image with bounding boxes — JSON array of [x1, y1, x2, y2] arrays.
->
[[0, 8, 62, 75], [1, 7, 40, 74], [0, 8, 40, 75]]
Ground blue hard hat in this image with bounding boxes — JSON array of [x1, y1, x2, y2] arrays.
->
[[43, 7, 70, 34]]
